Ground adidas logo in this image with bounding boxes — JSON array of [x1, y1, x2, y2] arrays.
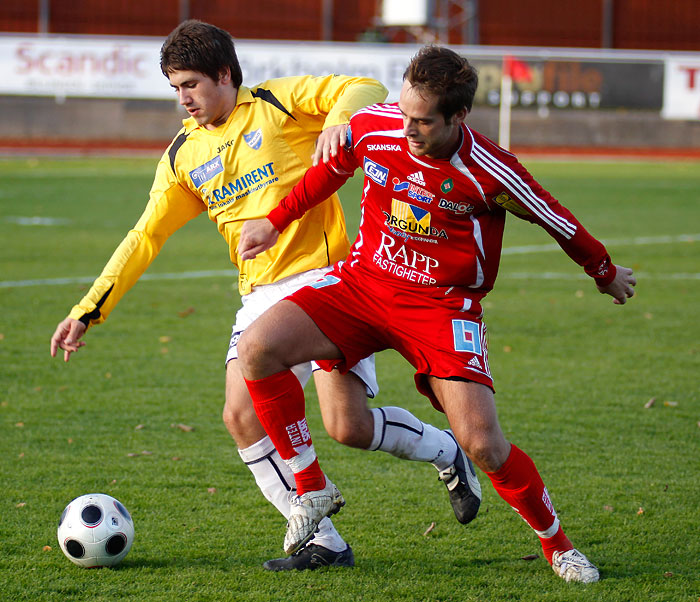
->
[[467, 356, 482, 370], [407, 171, 426, 186]]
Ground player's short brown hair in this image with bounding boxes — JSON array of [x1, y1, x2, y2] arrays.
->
[[160, 19, 243, 88], [403, 45, 478, 120]]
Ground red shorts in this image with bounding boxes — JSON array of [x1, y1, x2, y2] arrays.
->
[[287, 264, 493, 411]]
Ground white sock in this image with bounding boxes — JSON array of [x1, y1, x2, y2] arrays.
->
[[238, 435, 346, 552], [368, 407, 457, 471]]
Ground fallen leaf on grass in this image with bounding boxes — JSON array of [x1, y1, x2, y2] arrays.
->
[[663, 571, 673, 578], [134, 424, 145, 430], [171, 423, 194, 432], [423, 521, 436, 536], [178, 307, 195, 318], [603, 505, 614, 512], [104, 372, 112, 379], [521, 554, 539, 561], [42, 545, 52, 552], [663, 400, 678, 407], [637, 507, 644, 515], [127, 451, 153, 457], [16, 502, 26, 508], [18, 452, 24, 458], [207, 487, 217, 494], [159, 336, 171, 343], [644, 397, 656, 409], [15, 422, 24, 428], [160, 347, 169, 354], [171, 456, 181, 461]]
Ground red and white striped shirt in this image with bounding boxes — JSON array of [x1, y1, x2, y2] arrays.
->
[[269, 102, 615, 295]]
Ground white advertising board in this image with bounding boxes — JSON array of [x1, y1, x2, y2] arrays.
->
[[662, 58, 700, 120], [0, 34, 417, 101], [0, 35, 172, 99]]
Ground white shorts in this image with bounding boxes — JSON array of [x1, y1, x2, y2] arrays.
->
[[225, 266, 378, 398]]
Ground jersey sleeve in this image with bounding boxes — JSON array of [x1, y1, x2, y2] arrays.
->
[[67, 151, 206, 329], [478, 138, 616, 286], [268, 145, 359, 232], [287, 74, 388, 128]]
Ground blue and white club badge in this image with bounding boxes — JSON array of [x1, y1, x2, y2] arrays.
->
[[244, 129, 263, 150]]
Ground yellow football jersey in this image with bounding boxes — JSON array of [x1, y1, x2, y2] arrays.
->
[[68, 74, 387, 328]]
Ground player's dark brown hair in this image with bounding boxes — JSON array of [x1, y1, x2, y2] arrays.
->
[[403, 45, 478, 120], [160, 19, 243, 88]]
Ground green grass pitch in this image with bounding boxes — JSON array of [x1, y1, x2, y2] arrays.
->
[[0, 156, 698, 601]]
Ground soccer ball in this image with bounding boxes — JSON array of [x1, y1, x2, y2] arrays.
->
[[57, 493, 135, 568]]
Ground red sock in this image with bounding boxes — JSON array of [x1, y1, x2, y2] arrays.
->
[[244, 370, 325, 494], [487, 444, 573, 564]]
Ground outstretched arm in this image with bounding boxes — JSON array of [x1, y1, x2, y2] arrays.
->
[[596, 264, 636, 304]]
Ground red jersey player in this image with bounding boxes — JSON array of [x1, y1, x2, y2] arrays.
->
[[237, 45, 636, 583]]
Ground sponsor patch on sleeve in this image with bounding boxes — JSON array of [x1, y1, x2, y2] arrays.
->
[[492, 191, 529, 215]]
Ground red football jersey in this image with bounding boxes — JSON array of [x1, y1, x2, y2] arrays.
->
[[269, 102, 615, 295]]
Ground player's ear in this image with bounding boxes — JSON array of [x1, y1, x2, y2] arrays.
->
[[218, 67, 231, 86], [452, 106, 468, 124]]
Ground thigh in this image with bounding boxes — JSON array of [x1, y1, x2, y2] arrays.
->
[[241, 299, 345, 379]]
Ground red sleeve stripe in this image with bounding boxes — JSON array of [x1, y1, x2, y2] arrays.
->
[[471, 142, 577, 239]]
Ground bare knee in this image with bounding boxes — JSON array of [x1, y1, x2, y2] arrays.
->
[[452, 428, 510, 473]]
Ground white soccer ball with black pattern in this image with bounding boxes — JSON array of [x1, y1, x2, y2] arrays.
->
[[57, 493, 134, 568]]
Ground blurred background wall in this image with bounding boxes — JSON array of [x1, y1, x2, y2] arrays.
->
[[1, 0, 699, 154]]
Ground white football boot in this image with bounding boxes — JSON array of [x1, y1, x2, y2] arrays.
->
[[284, 478, 345, 555], [551, 549, 600, 583]]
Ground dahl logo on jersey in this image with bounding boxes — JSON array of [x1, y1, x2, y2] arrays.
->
[[190, 155, 224, 187], [492, 191, 529, 215], [407, 171, 426, 186], [440, 178, 454, 194], [385, 199, 448, 239], [439, 198, 474, 214], [364, 158, 389, 186], [243, 129, 263, 150], [392, 177, 434, 204]]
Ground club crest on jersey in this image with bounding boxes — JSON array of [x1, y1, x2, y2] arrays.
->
[[392, 177, 434, 204], [492, 191, 529, 215], [407, 171, 426, 186], [243, 129, 263, 150], [385, 199, 448, 239], [440, 178, 454, 193], [364, 158, 389, 186], [190, 155, 224, 187]]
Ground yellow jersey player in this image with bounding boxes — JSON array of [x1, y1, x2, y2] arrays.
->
[[50, 20, 481, 570]]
